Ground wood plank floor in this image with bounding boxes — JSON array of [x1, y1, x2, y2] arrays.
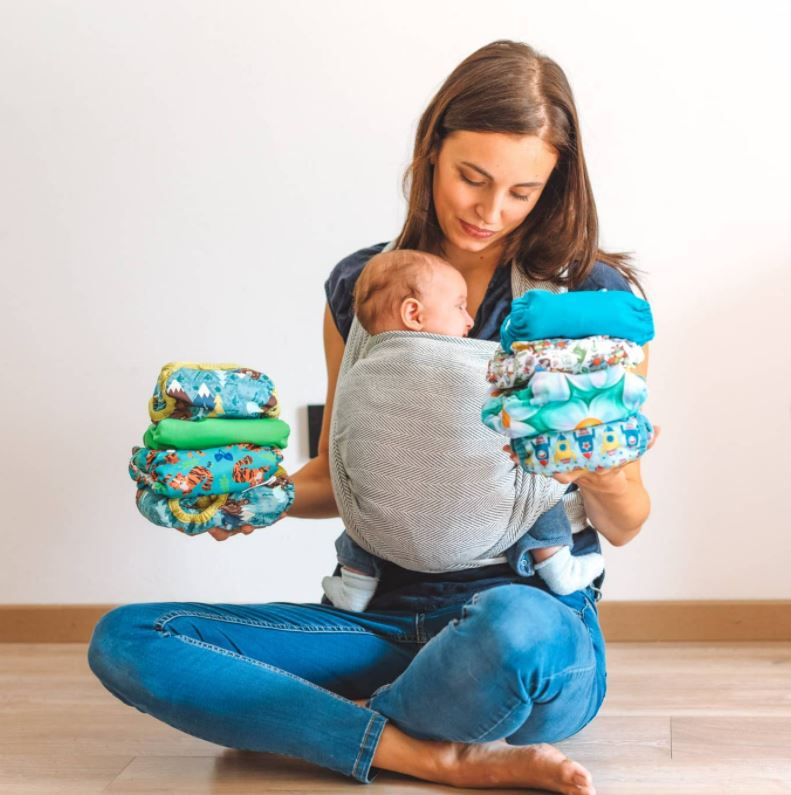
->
[[1, 642, 789, 794]]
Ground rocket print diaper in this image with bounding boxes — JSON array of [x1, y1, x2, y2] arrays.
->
[[510, 413, 654, 474]]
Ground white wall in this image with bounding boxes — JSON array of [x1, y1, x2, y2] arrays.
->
[[1, 0, 789, 604]]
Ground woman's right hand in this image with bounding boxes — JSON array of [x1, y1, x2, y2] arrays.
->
[[204, 304, 345, 541], [208, 525, 257, 542]]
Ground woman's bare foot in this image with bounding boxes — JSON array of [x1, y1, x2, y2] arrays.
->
[[369, 719, 594, 794], [437, 739, 594, 794]]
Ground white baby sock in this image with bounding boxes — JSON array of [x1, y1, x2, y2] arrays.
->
[[533, 546, 605, 596], [321, 568, 379, 612]]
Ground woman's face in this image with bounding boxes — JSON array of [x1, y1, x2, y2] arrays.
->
[[431, 131, 559, 259]]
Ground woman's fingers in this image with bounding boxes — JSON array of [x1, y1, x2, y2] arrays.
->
[[647, 423, 662, 451], [552, 472, 577, 484], [207, 525, 256, 541], [501, 444, 519, 465]]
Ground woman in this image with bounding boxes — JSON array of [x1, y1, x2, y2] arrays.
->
[[89, 41, 652, 794]]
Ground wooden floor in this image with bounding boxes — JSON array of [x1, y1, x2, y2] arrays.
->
[[1, 643, 790, 794]]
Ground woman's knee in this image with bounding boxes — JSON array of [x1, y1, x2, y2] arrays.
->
[[87, 602, 173, 696], [466, 585, 573, 671]]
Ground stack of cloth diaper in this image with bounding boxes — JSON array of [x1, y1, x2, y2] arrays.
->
[[482, 290, 656, 474], [129, 362, 295, 534]]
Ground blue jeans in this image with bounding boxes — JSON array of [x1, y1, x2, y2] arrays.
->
[[88, 583, 606, 783]]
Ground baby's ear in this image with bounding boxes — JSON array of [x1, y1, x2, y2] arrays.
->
[[401, 298, 424, 331]]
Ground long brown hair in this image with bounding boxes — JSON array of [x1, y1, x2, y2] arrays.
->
[[395, 40, 643, 293]]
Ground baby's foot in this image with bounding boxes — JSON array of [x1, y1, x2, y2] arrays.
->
[[321, 569, 378, 612], [534, 547, 604, 596]]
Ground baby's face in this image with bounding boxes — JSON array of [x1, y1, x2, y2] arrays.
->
[[419, 265, 475, 337]]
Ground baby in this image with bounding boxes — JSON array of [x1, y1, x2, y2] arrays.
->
[[322, 249, 604, 611]]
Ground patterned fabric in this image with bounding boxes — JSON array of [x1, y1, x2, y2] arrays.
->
[[481, 366, 648, 438], [143, 417, 290, 451], [149, 362, 279, 422], [500, 289, 654, 352], [134, 471, 294, 534], [510, 413, 654, 474], [487, 336, 644, 390], [129, 444, 283, 498]]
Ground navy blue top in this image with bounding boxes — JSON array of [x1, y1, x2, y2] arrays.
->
[[324, 242, 633, 611]]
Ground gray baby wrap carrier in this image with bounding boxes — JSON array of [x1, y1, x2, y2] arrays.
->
[[329, 254, 586, 573]]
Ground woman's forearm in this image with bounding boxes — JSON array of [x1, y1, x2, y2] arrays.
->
[[577, 465, 650, 547], [288, 455, 340, 519]]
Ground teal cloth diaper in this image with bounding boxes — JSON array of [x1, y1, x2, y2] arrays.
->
[[500, 290, 654, 352], [129, 444, 283, 498], [482, 366, 648, 438], [134, 473, 294, 534]]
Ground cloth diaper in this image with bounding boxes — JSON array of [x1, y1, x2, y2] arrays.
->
[[134, 471, 294, 534], [510, 413, 654, 474], [487, 336, 644, 390], [143, 417, 290, 451], [129, 444, 283, 498], [149, 362, 279, 422], [482, 366, 648, 438], [500, 289, 654, 352]]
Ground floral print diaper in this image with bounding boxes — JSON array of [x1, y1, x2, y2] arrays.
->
[[482, 366, 648, 438]]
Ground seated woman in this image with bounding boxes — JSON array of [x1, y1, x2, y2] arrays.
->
[[88, 40, 653, 795]]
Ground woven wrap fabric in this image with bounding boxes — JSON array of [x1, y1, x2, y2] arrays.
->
[[329, 259, 581, 573]]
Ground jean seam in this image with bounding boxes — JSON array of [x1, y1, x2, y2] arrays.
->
[[471, 697, 527, 742], [351, 712, 387, 782], [465, 657, 596, 742], [368, 681, 393, 705], [172, 634, 369, 711], [534, 660, 597, 689], [155, 609, 393, 636]]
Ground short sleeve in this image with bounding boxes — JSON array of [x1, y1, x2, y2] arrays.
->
[[573, 261, 633, 294], [324, 242, 388, 342]]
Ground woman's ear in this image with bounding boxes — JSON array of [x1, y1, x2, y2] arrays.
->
[[428, 139, 440, 167], [401, 298, 424, 330]]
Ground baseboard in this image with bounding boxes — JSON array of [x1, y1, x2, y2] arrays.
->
[[1, 602, 790, 643]]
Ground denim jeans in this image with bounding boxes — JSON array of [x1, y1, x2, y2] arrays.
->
[[88, 583, 606, 783]]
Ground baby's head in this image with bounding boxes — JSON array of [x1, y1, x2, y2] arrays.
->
[[353, 250, 474, 337]]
